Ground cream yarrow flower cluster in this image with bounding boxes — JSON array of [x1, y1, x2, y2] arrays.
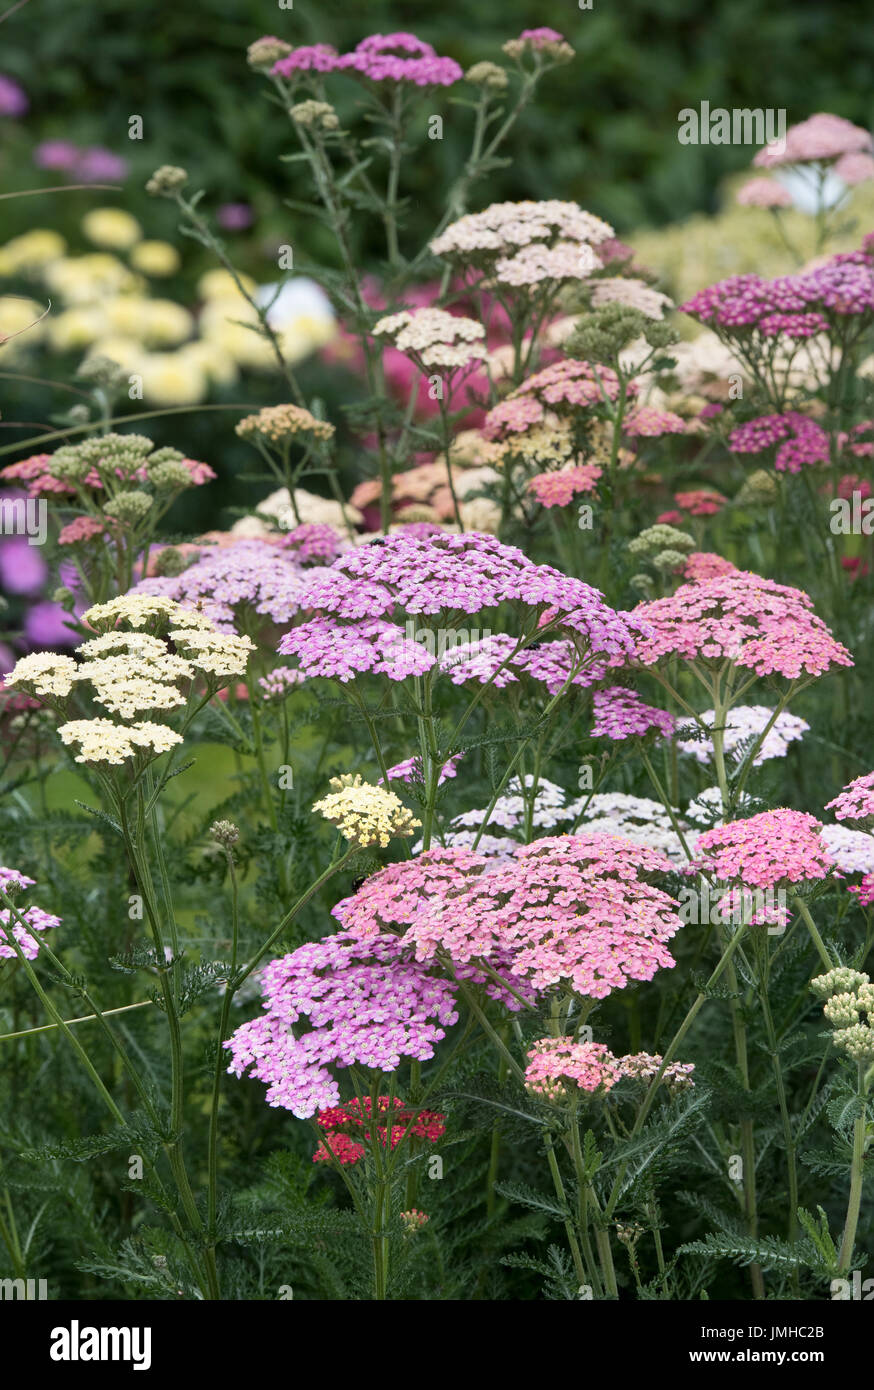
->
[[312, 773, 421, 849], [235, 403, 335, 443], [812, 969, 874, 1063], [8, 595, 254, 767], [58, 719, 183, 766], [372, 309, 486, 370]]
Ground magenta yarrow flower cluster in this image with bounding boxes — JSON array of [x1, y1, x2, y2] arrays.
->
[[224, 933, 459, 1117], [0, 867, 61, 961], [632, 572, 853, 680], [693, 809, 834, 889], [682, 253, 874, 338], [729, 412, 829, 473], [273, 33, 462, 87]]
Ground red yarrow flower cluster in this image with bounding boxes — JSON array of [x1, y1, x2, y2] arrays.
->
[[313, 1096, 445, 1164]]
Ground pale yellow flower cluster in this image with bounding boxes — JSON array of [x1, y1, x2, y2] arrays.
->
[[58, 719, 183, 765], [312, 774, 420, 849], [4, 653, 77, 698], [7, 595, 254, 767]]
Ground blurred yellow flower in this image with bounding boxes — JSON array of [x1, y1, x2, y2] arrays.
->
[[279, 313, 336, 363], [198, 268, 256, 300], [104, 296, 152, 337], [0, 295, 47, 353], [178, 340, 239, 388], [85, 337, 146, 373], [47, 306, 108, 352], [139, 352, 207, 405], [44, 254, 139, 304], [0, 229, 66, 275], [130, 240, 181, 277], [140, 299, 194, 347], [82, 208, 143, 251]]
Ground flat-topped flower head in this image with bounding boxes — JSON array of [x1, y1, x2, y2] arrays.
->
[[312, 773, 420, 848], [373, 308, 485, 369], [224, 933, 459, 1117], [58, 718, 183, 766], [134, 539, 314, 631], [631, 571, 853, 680], [525, 1039, 620, 1101], [278, 531, 645, 687], [527, 464, 602, 508], [5, 652, 77, 699], [235, 403, 335, 443], [677, 705, 808, 767], [431, 201, 611, 293], [753, 112, 873, 169], [694, 809, 834, 889], [591, 686, 676, 741], [336, 33, 463, 87], [826, 772, 874, 829], [484, 359, 627, 439], [403, 834, 680, 1001]]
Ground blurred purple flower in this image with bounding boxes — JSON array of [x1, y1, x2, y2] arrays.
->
[[77, 147, 128, 181], [0, 644, 15, 675], [0, 75, 28, 118], [34, 140, 80, 170], [217, 202, 254, 230], [24, 601, 77, 648], [0, 535, 47, 596]]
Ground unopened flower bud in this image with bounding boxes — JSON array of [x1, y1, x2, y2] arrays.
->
[[146, 165, 188, 197]]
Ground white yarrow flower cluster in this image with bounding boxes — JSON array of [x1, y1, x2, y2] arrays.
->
[[677, 706, 809, 767]]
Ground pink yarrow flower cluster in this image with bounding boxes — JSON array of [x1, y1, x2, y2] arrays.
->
[[133, 539, 317, 630], [527, 464, 602, 507], [484, 359, 631, 440], [224, 933, 459, 1117], [632, 571, 853, 680], [693, 809, 834, 889], [826, 772, 874, 827], [623, 406, 686, 438], [753, 113, 873, 169]]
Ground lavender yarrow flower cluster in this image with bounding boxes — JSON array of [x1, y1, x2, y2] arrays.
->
[[272, 33, 463, 87], [0, 867, 61, 961], [381, 754, 462, 787], [133, 540, 317, 631], [277, 532, 646, 685], [225, 933, 459, 1117], [676, 705, 809, 767]]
